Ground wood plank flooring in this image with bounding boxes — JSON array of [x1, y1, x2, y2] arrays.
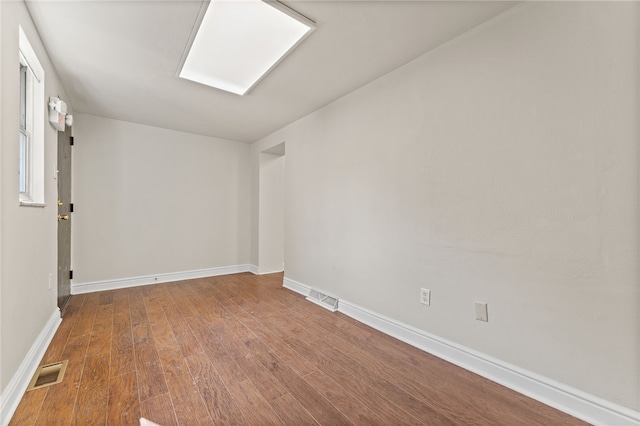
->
[[10, 273, 589, 425]]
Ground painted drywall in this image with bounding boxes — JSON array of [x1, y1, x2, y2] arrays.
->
[[258, 152, 285, 274], [0, 0, 4, 393], [252, 2, 639, 411], [0, 0, 71, 394], [72, 114, 250, 284]]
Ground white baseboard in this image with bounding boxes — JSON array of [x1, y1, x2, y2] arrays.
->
[[71, 264, 254, 294], [1, 309, 61, 426], [283, 277, 310, 296], [249, 264, 259, 275], [281, 276, 639, 426], [257, 269, 284, 275]]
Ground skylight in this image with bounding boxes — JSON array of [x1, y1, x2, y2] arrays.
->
[[179, 0, 315, 96]]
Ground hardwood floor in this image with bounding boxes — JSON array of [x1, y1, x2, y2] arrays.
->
[[10, 273, 588, 425]]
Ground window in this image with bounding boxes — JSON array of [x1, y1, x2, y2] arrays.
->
[[19, 58, 30, 195], [18, 26, 45, 206]]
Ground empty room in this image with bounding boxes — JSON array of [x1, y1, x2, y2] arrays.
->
[[0, 0, 638, 425]]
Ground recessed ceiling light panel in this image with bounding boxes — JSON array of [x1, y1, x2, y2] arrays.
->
[[179, 0, 315, 96]]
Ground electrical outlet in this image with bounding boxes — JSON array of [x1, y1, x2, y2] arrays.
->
[[420, 288, 431, 306], [475, 302, 488, 322], [48, 273, 53, 290]]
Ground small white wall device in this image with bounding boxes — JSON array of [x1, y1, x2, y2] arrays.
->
[[48, 96, 67, 131]]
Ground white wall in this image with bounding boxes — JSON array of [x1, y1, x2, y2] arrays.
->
[[252, 2, 639, 411], [0, 0, 4, 393], [0, 0, 71, 394], [258, 152, 285, 274], [72, 114, 251, 284]]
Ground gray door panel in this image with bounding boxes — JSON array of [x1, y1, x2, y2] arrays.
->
[[57, 126, 72, 311]]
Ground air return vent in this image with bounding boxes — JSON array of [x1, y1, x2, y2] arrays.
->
[[306, 288, 339, 312], [26, 360, 68, 391]]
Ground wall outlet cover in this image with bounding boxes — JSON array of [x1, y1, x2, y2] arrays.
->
[[420, 288, 431, 306], [475, 302, 488, 322]]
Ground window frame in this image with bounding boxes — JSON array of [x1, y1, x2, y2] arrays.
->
[[18, 26, 45, 207], [19, 55, 32, 198]]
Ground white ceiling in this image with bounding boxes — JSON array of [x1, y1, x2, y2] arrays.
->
[[26, 0, 516, 143]]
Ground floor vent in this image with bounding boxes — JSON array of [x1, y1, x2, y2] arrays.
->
[[26, 360, 68, 391], [306, 288, 339, 312]]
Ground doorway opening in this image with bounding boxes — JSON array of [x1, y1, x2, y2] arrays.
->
[[258, 142, 285, 275]]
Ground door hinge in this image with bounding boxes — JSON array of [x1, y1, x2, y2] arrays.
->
[[70, 136, 74, 146], [69, 203, 74, 213], [69, 270, 74, 280]]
